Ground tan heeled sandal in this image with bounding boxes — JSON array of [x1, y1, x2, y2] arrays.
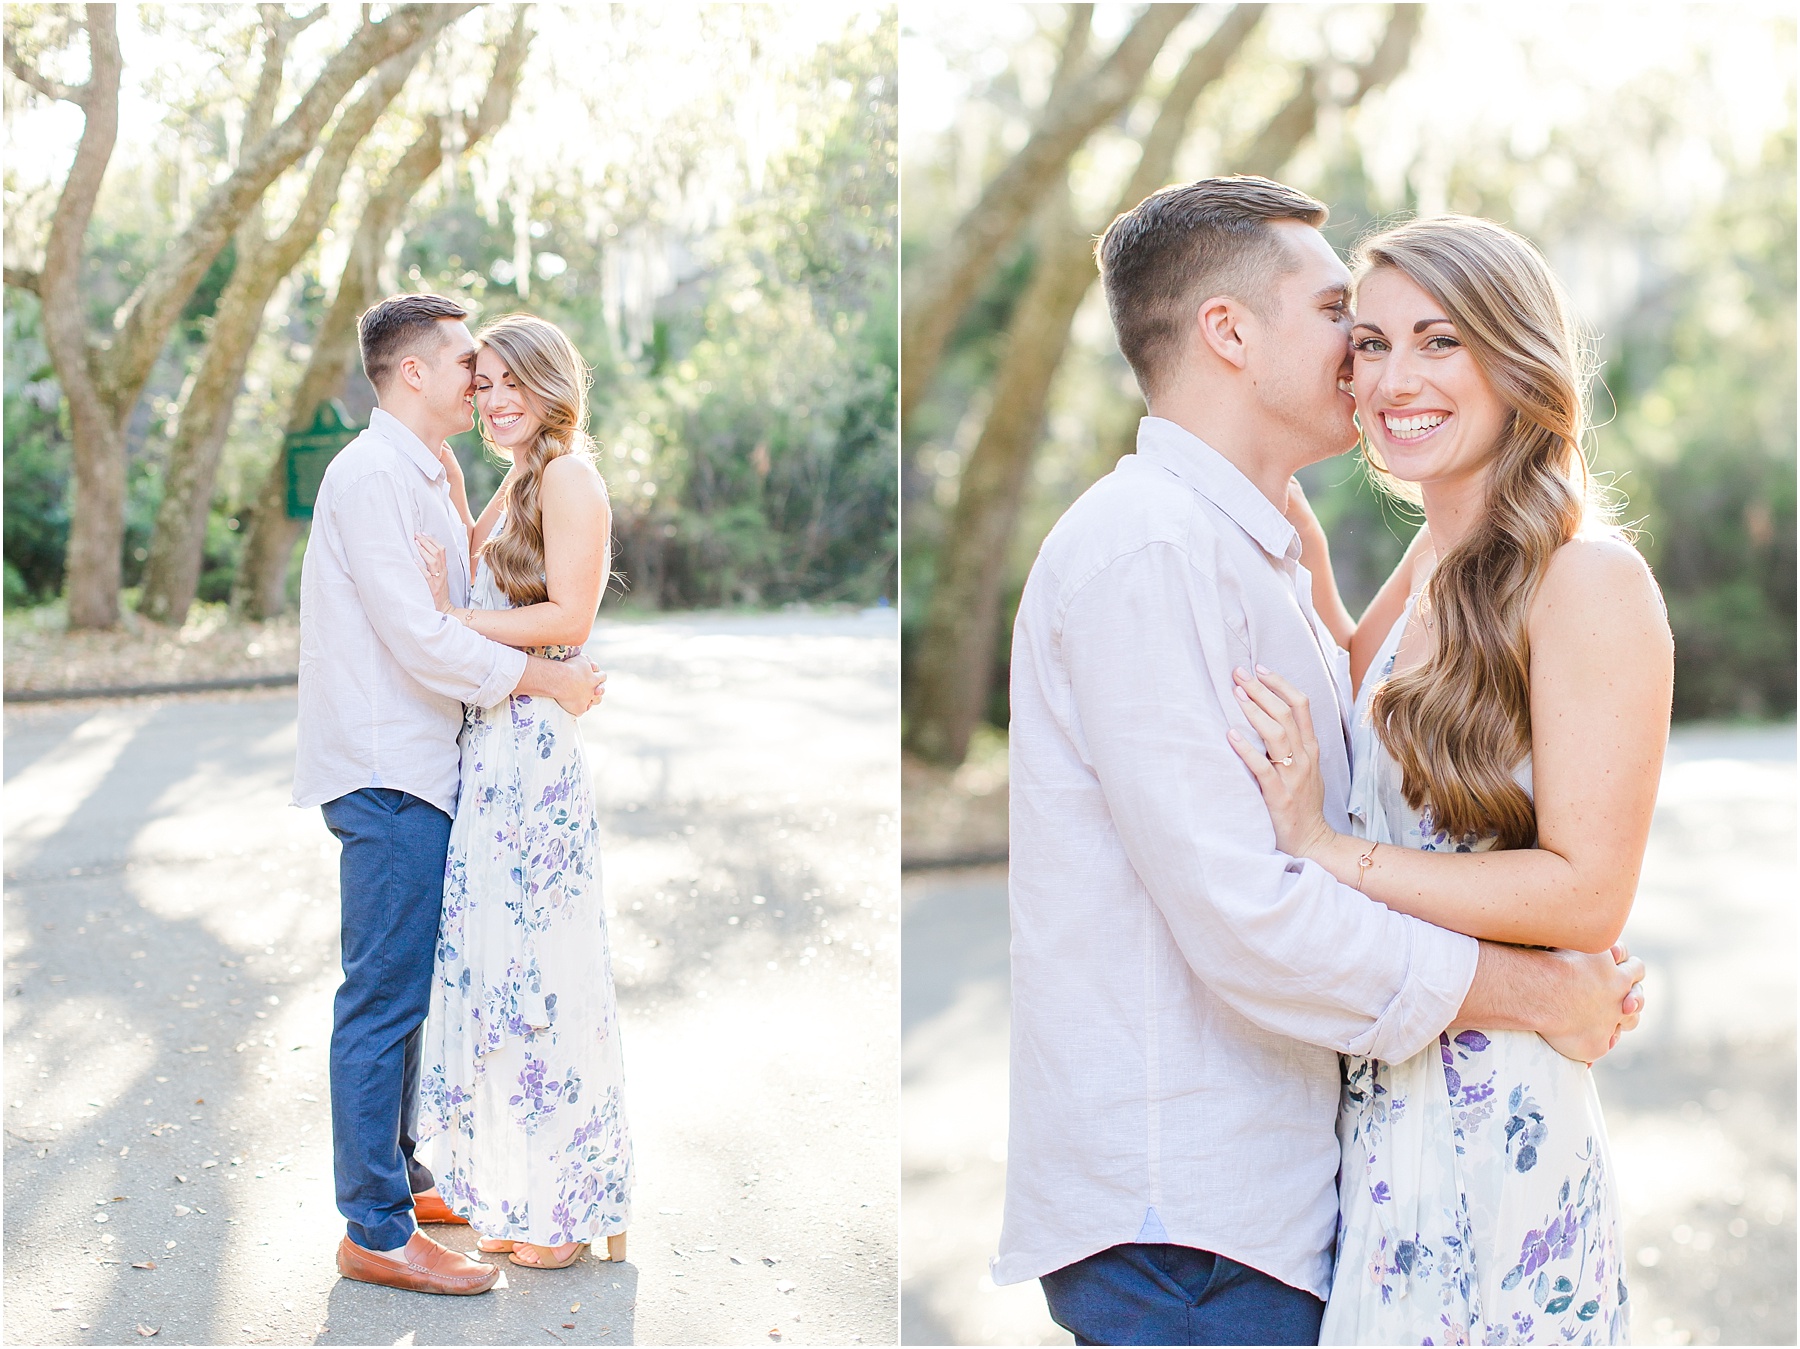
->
[[508, 1241, 588, 1270], [477, 1238, 516, 1254], [606, 1232, 627, 1262]]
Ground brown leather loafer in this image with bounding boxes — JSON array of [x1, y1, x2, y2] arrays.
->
[[412, 1190, 469, 1225], [336, 1232, 497, 1295]]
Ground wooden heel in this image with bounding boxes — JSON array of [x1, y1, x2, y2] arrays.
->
[[606, 1232, 627, 1262]]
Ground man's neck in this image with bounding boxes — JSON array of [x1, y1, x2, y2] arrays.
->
[[1145, 393, 1304, 510], [375, 399, 444, 455]]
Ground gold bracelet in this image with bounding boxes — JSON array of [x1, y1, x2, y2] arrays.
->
[[1355, 840, 1379, 891]]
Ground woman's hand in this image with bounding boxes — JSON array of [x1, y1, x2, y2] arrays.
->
[[435, 440, 466, 493], [1226, 665, 1339, 860], [414, 533, 453, 614], [436, 441, 474, 529], [1283, 476, 1326, 548]]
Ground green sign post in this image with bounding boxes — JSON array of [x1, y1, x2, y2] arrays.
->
[[284, 400, 362, 519]]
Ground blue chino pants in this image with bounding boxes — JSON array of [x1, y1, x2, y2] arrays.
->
[[1041, 1243, 1325, 1346], [320, 788, 451, 1252]]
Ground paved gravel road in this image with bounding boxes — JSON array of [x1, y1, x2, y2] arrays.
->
[[901, 723, 1796, 1347], [5, 609, 899, 1347]]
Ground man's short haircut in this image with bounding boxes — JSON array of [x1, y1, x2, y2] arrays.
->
[[358, 292, 470, 391], [1096, 176, 1328, 399]]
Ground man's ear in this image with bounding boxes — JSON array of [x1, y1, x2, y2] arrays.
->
[[397, 351, 427, 393], [1194, 293, 1252, 372]]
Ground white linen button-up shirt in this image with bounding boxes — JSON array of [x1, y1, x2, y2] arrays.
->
[[293, 408, 527, 816], [996, 416, 1480, 1298]]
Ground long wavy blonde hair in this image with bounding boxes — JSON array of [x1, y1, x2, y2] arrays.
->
[[1358, 216, 1616, 849], [475, 314, 599, 607]]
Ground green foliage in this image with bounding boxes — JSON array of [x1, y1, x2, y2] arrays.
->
[[1604, 129, 1797, 718], [2, 297, 69, 606], [604, 11, 898, 609], [3, 9, 897, 620]]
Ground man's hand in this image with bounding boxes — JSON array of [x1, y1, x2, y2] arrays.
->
[[551, 655, 606, 718], [1537, 942, 1646, 1064], [1458, 940, 1646, 1065]]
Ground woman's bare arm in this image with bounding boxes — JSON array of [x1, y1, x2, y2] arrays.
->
[[469, 464, 514, 559], [1348, 525, 1435, 695], [458, 457, 612, 649], [1230, 535, 1673, 953], [1284, 480, 1434, 692]]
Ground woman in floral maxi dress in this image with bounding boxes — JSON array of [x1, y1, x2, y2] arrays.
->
[[413, 313, 631, 1271], [1227, 217, 1670, 1344]]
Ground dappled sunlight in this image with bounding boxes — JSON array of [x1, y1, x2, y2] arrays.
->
[[4, 706, 157, 859], [7, 612, 898, 1344]]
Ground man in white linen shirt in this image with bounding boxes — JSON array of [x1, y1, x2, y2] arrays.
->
[[998, 178, 1646, 1345], [295, 292, 606, 1297]]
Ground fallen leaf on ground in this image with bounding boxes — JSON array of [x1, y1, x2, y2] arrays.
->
[[174, 1204, 191, 1216], [570, 1303, 581, 1313], [135, 1325, 159, 1338], [132, 1260, 156, 1270]]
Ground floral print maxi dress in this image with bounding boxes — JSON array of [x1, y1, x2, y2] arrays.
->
[[417, 550, 632, 1249], [1320, 598, 1626, 1346]]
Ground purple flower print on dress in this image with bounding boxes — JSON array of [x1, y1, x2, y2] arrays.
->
[[510, 1053, 567, 1115]]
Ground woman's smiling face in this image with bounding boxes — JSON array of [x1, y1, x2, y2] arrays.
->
[[1351, 266, 1510, 491], [471, 346, 542, 456]]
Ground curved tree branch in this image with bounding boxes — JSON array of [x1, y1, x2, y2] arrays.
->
[[4, 266, 42, 294], [906, 4, 1267, 765], [4, 36, 83, 104], [138, 43, 429, 624], [233, 5, 534, 619], [100, 2, 472, 405], [900, 3, 1197, 428]]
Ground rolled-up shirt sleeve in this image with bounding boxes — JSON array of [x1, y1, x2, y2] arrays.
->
[[333, 470, 527, 707], [1062, 541, 1478, 1063]]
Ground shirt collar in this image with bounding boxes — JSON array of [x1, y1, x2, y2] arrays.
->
[[368, 407, 446, 483], [1135, 416, 1300, 562]]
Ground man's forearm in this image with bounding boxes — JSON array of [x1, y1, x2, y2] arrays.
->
[[513, 653, 575, 700], [1455, 940, 1644, 1064], [1454, 942, 1559, 1033]]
